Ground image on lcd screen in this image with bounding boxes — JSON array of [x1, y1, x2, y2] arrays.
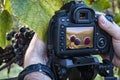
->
[[66, 27, 93, 49]]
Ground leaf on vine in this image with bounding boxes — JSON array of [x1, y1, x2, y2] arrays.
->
[[114, 13, 120, 25], [0, 10, 13, 47], [5, 0, 11, 13], [92, 0, 111, 11], [10, 0, 64, 41]]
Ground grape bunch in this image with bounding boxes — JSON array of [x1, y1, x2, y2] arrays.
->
[[70, 35, 81, 45], [7, 26, 35, 66], [0, 25, 35, 71]]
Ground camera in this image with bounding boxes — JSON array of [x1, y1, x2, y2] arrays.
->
[[47, 1, 113, 58], [47, 1, 117, 80]]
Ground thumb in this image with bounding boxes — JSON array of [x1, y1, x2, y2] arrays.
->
[[98, 15, 120, 40]]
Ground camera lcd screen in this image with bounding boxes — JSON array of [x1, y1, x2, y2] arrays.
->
[[66, 27, 93, 49]]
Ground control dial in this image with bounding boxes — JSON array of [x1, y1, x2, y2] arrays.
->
[[97, 36, 107, 49]]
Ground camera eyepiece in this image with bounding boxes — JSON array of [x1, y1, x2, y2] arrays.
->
[[72, 4, 95, 24]]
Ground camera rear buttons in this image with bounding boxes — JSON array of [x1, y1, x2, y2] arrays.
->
[[61, 18, 70, 22], [61, 25, 65, 29], [97, 37, 107, 49], [61, 18, 65, 22]]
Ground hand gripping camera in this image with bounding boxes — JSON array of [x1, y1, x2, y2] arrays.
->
[[47, 1, 116, 80]]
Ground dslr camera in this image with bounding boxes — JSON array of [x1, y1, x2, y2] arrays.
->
[[47, 1, 116, 80], [48, 1, 113, 58]]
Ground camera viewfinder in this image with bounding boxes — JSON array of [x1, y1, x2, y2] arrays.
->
[[80, 12, 88, 19]]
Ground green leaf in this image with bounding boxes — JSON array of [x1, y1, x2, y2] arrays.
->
[[0, 10, 13, 47], [5, 0, 11, 13], [92, 0, 111, 11], [114, 13, 120, 25], [10, 0, 64, 41]]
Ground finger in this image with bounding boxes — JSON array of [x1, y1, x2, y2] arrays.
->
[[98, 15, 120, 40], [112, 55, 120, 67], [100, 54, 110, 60]]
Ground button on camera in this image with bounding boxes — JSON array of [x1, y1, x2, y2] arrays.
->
[[60, 36, 64, 40], [60, 48, 64, 52], [61, 25, 65, 29], [61, 18, 65, 22], [60, 43, 64, 46], [97, 37, 107, 49], [60, 31, 65, 35], [66, 19, 70, 22]]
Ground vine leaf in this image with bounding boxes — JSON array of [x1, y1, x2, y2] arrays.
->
[[5, 0, 11, 13], [0, 10, 13, 47], [9, 0, 63, 41], [92, 0, 111, 11], [114, 13, 120, 25]]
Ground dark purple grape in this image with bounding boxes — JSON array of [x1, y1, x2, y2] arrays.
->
[[70, 35, 76, 42], [30, 31, 35, 38], [10, 30, 16, 37], [15, 39, 19, 44], [14, 49, 19, 53], [14, 33, 19, 39], [19, 27, 26, 33], [6, 33, 12, 41], [24, 31, 31, 38], [4, 45, 14, 53], [19, 33, 24, 39], [74, 38, 80, 45], [13, 43, 18, 48], [11, 38, 15, 43], [26, 27, 30, 30], [19, 39, 25, 45], [0, 47, 4, 55], [18, 44, 24, 49]]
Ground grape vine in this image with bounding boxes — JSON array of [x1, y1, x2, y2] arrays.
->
[[0, 25, 34, 72]]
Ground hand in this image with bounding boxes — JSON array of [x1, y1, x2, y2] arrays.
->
[[98, 15, 120, 67], [24, 33, 48, 68]]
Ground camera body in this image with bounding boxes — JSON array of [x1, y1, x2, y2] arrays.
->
[[48, 1, 112, 58]]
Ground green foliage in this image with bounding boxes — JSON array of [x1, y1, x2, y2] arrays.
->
[[0, 10, 13, 47], [9, 0, 63, 41], [92, 0, 112, 11], [3, 0, 120, 42], [5, 0, 11, 13], [114, 13, 120, 25]]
